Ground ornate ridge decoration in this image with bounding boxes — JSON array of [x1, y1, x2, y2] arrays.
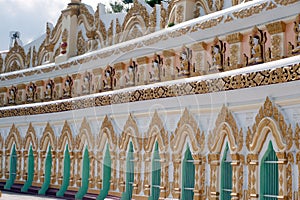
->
[[275, 0, 299, 6], [94, 7, 107, 42], [115, 18, 121, 44], [79, 4, 94, 26], [246, 97, 293, 152], [119, 113, 141, 151], [107, 21, 114, 46], [37, 39, 47, 66], [149, 6, 156, 33], [143, 111, 168, 152], [76, 117, 94, 151], [0, 134, 3, 148], [122, 0, 150, 31], [191, 16, 224, 32], [160, 3, 167, 29], [97, 115, 117, 150], [24, 123, 38, 151], [167, 0, 175, 17], [77, 30, 86, 56], [5, 124, 22, 150], [40, 122, 57, 150], [4, 41, 26, 72], [232, 2, 268, 19], [170, 108, 204, 153], [295, 123, 300, 150], [50, 15, 63, 43], [58, 120, 74, 151], [0, 54, 3, 72], [0, 62, 300, 118], [208, 106, 243, 153]]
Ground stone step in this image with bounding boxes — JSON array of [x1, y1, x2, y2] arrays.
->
[[27, 186, 40, 195], [83, 193, 98, 200]]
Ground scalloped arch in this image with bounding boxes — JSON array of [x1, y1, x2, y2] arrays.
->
[[40, 122, 57, 151], [97, 115, 117, 152], [246, 97, 292, 152], [170, 108, 204, 154], [76, 117, 94, 151], [58, 121, 74, 151], [5, 124, 22, 150], [208, 106, 242, 154], [144, 111, 168, 153], [119, 114, 140, 152], [250, 117, 285, 153], [24, 123, 38, 151]]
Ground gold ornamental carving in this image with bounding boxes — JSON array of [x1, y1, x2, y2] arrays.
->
[[123, 0, 149, 31], [4, 41, 26, 72], [144, 111, 168, 152], [170, 108, 204, 153], [160, 5, 167, 29], [58, 120, 74, 151], [5, 124, 22, 150], [40, 122, 57, 151], [226, 32, 243, 44], [246, 97, 293, 153], [97, 115, 117, 150], [232, 2, 268, 19], [119, 114, 141, 152], [77, 31, 86, 56], [208, 106, 243, 153], [23, 123, 38, 151], [266, 21, 286, 35], [76, 117, 94, 151]]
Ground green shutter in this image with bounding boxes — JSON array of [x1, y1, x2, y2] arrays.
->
[[149, 141, 161, 200], [57, 144, 71, 197], [76, 147, 90, 199], [39, 146, 52, 195], [121, 141, 134, 200], [4, 144, 17, 190], [21, 145, 34, 192], [97, 144, 112, 200], [220, 144, 232, 200], [181, 146, 195, 200], [260, 141, 278, 200]]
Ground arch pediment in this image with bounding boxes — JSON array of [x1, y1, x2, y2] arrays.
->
[[170, 108, 204, 154], [4, 41, 26, 72], [58, 120, 74, 151], [119, 113, 141, 152], [40, 122, 57, 151], [144, 111, 168, 153], [5, 124, 22, 150], [97, 115, 117, 151], [24, 123, 38, 151], [208, 106, 243, 153], [246, 97, 293, 153], [76, 117, 94, 151]]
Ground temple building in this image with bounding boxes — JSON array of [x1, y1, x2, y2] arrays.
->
[[0, 0, 300, 199]]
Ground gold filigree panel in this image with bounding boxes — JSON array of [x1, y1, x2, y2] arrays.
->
[[97, 115, 117, 151], [144, 111, 168, 153], [40, 122, 57, 151], [76, 117, 94, 151], [58, 120, 74, 151], [119, 114, 141, 152], [24, 123, 38, 151], [170, 108, 204, 154], [246, 97, 293, 153], [208, 106, 243, 153]]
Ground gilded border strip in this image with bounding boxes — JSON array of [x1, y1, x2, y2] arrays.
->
[[1, 63, 299, 118]]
